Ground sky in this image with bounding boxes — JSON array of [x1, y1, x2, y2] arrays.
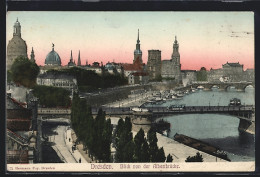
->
[[6, 11, 254, 70]]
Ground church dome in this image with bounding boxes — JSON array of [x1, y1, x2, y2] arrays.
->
[[45, 46, 61, 66]]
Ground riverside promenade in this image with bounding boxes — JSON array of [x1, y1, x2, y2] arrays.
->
[[106, 91, 153, 108]]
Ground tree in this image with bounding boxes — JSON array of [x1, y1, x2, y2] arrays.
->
[[156, 147, 166, 162], [185, 152, 203, 162], [141, 138, 150, 162], [10, 56, 39, 88], [39, 86, 69, 107], [147, 128, 159, 162], [115, 117, 134, 162], [134, 128, 145, 162], [155, 74, 162, 82], [33, 85, 71, 107], [101, 119, 113, 162], [166, 154, 173, 162]]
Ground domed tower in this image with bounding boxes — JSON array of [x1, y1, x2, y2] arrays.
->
[[45, 44, 61, 66], [7, 18, 28, 70], [133, 29, 143, 64]]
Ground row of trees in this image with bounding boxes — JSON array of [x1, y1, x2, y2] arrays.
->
[[32, 85, 71, 107], [47, 67, 127, 92], [71, 94, 112, 162], [114, 118, 173, 163]]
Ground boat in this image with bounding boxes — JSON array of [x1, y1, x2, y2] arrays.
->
[[174, 133, 230, 161], [191, 88, 197, 92], [197, 85, 204, 89], [229, 98, 241, 106], [176, 93, 184, 97]]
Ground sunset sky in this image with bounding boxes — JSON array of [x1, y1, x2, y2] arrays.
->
[[6, 11, 254, 70]]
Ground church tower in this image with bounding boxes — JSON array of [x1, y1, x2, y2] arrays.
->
[[133, 29, 143, 64], [30, 47, 35, 63], [171, 36, 180, 64], [77, 50, 81, 66], [7, 18, 28, 70], [161, 35, 182, 83]]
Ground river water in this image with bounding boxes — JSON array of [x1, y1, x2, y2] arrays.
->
[[149, 86, 255, 162]]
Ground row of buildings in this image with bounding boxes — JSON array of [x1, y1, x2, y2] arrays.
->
[[7, 19, 254, 92]]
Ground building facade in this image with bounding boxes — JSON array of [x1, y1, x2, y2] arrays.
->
[[207, 62, 253, 82], [128, 72, 149, 85], [147, 50, 161, 80], [181, 70, 197, 85], [37, 72, 78, 91], [161, 36, 182, 83], [6, 95, 38, 164], [7, 18, 28, 70]]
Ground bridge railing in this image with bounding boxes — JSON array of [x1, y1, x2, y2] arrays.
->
[[38, 108, 71, 115]]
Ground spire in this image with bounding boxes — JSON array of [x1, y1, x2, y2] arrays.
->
[[137, 29, 140, 44], [30, 47, 35, 62], [13, 18, 21, 37], [77, 50, 81, 66], [172, 35, 180, 59], [70, 50, 73, 62], [52, 43, 55, 51], [174, 35, 178, 44]]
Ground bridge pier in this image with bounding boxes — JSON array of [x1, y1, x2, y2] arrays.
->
[[238, 119, 254, 134], [131, 112, 152, 133]]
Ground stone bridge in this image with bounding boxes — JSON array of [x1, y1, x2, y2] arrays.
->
[[190, 81, 254, 91]]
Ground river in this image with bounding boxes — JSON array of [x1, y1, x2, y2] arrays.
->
[[148, 86, 255, 162]]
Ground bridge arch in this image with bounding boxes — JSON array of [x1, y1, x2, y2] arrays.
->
[[220, 84, 235, 91], [243, 84, 255, 90]]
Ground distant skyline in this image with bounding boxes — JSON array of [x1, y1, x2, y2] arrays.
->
[[6, 11, 254, 70]]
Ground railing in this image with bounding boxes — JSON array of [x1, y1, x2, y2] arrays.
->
[[38, 108, 71, 115], [7, 129, 28, 146]]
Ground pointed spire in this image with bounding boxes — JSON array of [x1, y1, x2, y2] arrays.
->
[[137, 29, 140, 44], [70, 50, 74, 62], [174, 35, 178, 44], [77, 50, 81, 66], [52, 43, 54, 51], [16, 17, 18, 22], [30, 47, 35, 62]]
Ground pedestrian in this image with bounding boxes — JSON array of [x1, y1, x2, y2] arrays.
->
[[79, 158, 81, 163], [69, 138, 71, 142]]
